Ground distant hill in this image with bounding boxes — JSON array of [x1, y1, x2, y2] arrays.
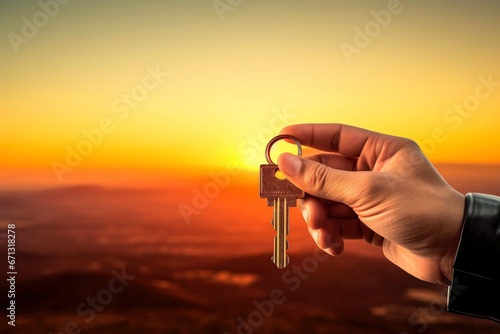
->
[[2, 252, 497, 333], [17, 271, 194, 313]]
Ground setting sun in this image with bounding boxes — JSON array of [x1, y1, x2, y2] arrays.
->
[[2, 0, 500, 187]]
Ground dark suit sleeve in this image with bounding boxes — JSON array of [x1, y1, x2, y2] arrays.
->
[[447, 193, 500, 323]]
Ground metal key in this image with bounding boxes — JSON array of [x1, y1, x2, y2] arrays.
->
[[260, 135, 305, 269]]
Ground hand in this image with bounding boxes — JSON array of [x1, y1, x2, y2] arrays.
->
[[277, 124, 465, 286]]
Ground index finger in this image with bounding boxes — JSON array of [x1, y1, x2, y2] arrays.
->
[[280, 123, 384, 157]]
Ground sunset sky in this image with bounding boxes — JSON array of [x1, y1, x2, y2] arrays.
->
[[1, 0, 499, 187]]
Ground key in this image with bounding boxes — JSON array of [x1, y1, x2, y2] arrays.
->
[[260, 135, 305, 269]]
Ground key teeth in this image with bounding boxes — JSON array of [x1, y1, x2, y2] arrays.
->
[[271, 254, 289, 269], [275, 256, 289, 269]]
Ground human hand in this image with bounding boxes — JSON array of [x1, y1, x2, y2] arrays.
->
[[277, 124, 465, 285]]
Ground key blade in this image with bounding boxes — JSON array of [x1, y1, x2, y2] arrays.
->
[[272, 238, 289, 269], [272, 197, 290, 269], [260, 164, 302, 270]]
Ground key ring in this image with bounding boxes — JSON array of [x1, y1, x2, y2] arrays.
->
[[265, 135, 302, 165]]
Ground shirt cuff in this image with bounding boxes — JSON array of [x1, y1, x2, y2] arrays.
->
[[447, 193, 500, 323]]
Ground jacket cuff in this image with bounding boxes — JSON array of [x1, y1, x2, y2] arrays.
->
[[447, 193, 500, 323]]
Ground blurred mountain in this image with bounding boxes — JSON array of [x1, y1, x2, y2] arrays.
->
[[17, 271, 194, 313], [1, 164, 499, 333], [3, 251, 498, 334]]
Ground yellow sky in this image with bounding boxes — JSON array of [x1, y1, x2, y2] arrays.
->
[[1, 0, 499, 185]]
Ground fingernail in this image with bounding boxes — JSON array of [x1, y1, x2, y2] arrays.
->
[[301, 208, 309, 224], [312, 230, 319, 244], [279, 153, 302, 177]]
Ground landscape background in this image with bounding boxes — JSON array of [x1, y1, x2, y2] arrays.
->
[[1, 165, 500, 333], [1, 0, 500, 333]]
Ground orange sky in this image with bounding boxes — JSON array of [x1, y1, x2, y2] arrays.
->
[[1, 0, 499, 187]]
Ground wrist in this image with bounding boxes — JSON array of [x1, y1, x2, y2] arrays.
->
[[440, 191, 467, 285]]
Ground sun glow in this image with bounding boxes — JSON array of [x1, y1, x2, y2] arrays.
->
[[1, 0, 499, 186]]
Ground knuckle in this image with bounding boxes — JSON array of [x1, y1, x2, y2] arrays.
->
[[403, 138, 418, 147], [400, 138, 420, 152], [304, 163, 331, 195], [399, 138, 431, 168]]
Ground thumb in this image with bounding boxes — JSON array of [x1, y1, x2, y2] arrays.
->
[[277, 153, 360, 204]]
